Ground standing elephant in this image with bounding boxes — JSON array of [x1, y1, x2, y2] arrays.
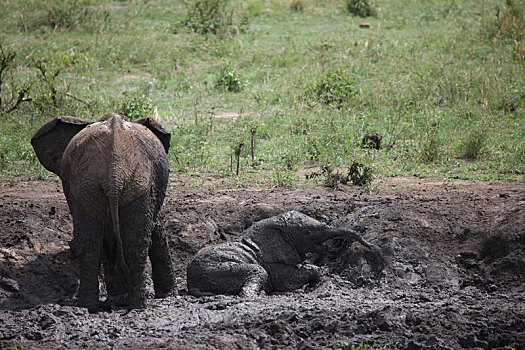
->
[[31, 113, 175, 309], [187, 210, 372, 297]]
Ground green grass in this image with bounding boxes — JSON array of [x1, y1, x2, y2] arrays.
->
[[0, 0, 524, 183]]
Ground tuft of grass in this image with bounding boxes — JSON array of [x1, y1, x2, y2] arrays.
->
[[455, 126, 488, 160]]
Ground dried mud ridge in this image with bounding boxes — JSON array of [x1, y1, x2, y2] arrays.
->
[[0, 178, 524, 349]]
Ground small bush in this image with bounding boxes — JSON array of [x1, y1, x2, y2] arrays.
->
[[178, 0, 247, 35], [119, 95, 154, 121], [18, 0, 109, 32], [309, 69, 357, 107], [345, 0, 377, 18], [0, 44, 31, 116], [216, 66, 243, 92]]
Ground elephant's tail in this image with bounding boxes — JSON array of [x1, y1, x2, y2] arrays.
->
[[107, 115, 135, 305]]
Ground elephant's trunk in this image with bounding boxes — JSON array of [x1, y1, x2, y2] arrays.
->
[[108, 116, 134, 305], [327, 227, 372, 248]]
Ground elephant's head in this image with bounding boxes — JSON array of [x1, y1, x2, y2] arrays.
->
[[31, 114, 171, 177], [278, 211, 372, 255]]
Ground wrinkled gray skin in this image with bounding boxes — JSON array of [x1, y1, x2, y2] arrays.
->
[[31, 113, 175, 309], [187, 210, 372, 297]]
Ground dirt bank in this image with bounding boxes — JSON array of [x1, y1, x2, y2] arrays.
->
[[0, 177, 524, 349]]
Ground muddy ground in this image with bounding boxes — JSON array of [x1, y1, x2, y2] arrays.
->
[[0, 176, 524, 349]]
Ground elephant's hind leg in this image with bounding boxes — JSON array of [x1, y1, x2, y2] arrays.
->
[[239, 264, 270, 297], [187, 259, 269, 297], [71, 209, 104, 308], [120, 197, 152, 308], [102, 233, 128, 305], [149, 219, 175, 298]]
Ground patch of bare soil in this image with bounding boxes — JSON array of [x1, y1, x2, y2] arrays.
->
[[0, 177, 524, 349]]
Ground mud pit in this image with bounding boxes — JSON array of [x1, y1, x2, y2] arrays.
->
[[0, 177, 524, 349]]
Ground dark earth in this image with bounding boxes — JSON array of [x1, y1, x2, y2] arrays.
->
[[0, 175, 524, 349]]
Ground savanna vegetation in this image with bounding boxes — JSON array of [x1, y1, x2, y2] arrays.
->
[[0, 0, 523, 185]]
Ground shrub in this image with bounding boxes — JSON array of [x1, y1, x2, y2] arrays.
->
[[178, 0, 247, 35], [17, 0, 109, 32], [290, 1, 304, 12], [309, 69, 357, 107], [482, 0, 524, 60], [215, 66, 243, 92], [493, 0, 525, 42], [119, 95, 154, 121], [345, 0, 377, 18]]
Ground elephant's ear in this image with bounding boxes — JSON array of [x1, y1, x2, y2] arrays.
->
[[135, 117, 171, 154], [31, 116, 92, 176]]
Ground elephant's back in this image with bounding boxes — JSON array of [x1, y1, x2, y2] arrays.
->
[[191, 241, 259, 265], [60, 117, 168, 216]]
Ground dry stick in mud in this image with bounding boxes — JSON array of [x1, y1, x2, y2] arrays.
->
[[187, 210, 373, 297], [31, 113, 175, 309]]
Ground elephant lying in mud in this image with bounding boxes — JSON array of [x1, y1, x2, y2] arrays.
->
[[187, 211, 372, 297], [31, 113, 175, 309]]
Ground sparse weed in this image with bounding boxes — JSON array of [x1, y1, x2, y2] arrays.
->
[[306, 163, 373, 188], [216, 65, 243, 92], [273, 169, 298, 187], [334, 340, 390, 349]]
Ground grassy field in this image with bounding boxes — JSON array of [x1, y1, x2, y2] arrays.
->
[[0, 0, 523, 185]]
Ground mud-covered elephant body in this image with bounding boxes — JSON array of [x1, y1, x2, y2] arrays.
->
[[187, 210, 372, 297], [32, 114, 175, 308]]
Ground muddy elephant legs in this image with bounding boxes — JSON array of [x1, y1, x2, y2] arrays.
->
[[149, 220, 175, 298], [187, 259, 270, 297], [72, 210, 104, 308], [267, 263, 322, 292], [238, 264, 270, 297], [119, 197, 153, 308]]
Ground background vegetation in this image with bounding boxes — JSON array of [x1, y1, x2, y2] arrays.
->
[[0, 0, 523, 184]]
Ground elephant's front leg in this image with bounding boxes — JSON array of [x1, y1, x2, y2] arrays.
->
[[149, 219, 175, 298], [266, 263, 322, 292]]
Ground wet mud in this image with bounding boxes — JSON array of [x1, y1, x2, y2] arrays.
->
[[0, 177, 524, 349]]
